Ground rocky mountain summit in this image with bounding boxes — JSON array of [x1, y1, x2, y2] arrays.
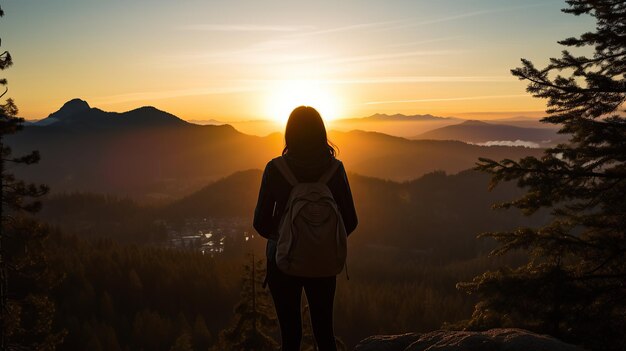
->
[[354, 329, 585, 351]]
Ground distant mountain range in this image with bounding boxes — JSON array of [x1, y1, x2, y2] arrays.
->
[[177, 113, 460, 137], [414, 119, 563, 146], [186, 118, 224, 125], [79, 112, 553, 138], [9, 99, 544, 200], [339, 113, 457, 122], [183, 113, 457, 126], [128, 112, 543, 126]]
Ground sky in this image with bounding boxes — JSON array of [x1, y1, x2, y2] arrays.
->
[[2, 0, 594, 122]]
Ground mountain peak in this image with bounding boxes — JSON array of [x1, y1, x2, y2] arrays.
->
[[58, 98, 90, 115], [134, 105, 160, 112], [460, 119, 489, 126], [34, 98, 92, 125], [33, 99, 192, 129], [364, 113, 452, 121]]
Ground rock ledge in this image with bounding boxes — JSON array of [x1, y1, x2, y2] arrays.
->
[[354, 328, 585, 351]]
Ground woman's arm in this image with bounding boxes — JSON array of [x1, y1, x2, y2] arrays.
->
[[253, 162, 277, 239], [332, 161, 358, 235]]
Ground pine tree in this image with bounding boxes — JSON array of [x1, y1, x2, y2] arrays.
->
[[191, 315, 212, 351], [212, 254, 277, 351], [458, 1, 626, 350], [0, 3, 59, 350], [169, 333, 193, 351]]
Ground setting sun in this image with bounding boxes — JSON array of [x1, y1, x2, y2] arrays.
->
[[264, 80, 343, 125]]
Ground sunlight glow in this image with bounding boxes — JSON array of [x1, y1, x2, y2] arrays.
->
[[264, 80, 343, 126]]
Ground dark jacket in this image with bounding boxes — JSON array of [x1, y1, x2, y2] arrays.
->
[[253, 153, 358, 262]]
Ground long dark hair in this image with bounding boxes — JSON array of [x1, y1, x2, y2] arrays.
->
[[282, 106, 337, 158]]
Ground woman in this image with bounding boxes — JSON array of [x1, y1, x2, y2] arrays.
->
[[253, 106, 358, 351]]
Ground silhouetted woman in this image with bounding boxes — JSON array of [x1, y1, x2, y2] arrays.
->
[[253, 106, 358, 351]]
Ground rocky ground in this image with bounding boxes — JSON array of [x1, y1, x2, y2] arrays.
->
[[353, 328, 585, 351]]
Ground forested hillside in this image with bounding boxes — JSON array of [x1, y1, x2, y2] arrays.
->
[[33, 168, 545, 349]]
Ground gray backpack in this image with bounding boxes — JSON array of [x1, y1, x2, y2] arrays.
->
[[273, 156, 348, 277]]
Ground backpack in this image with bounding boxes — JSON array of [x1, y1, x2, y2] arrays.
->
[[272, 156, 348, 277]]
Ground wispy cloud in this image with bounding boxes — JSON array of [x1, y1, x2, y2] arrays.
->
[[365, 94, 528, 105], [164, 38, 327, 65], [323, 49, 462, 65], [287, 20, 402, 38], [326, 76, 512, 84], [384, 3, 551, 31], [388, 36, 463, 48], [417, 9, 500, 26], [173, 44, 455, 67], [179, 24, 315, 32], [192, 76, 513, 90], [90, 85, 262, 105], [93, 76, 517, 106]]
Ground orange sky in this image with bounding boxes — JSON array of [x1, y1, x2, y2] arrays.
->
[[3, 0, 593, 122]]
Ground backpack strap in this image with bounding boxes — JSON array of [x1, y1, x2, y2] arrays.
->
[[273, 156, 299, 186], [319, 159, 341, 184]]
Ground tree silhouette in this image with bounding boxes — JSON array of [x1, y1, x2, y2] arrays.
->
[[212, 254, 277, 351], [458, 1, 626, 350], [169, 333, 193, 351], [0, 3, 57, 350], [191, 314, 212, 350]]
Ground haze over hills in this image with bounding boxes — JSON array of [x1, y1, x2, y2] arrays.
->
[[491, 115, 552, 126], [183, 113, 457, 125], [414, 119, 564, 147], [153, 113, 551, 138], [9, 99, 544, 200], [174, 113, 461, 137], [340, 113, 458, 122]]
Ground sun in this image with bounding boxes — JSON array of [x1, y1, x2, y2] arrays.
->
[[264, 80, 342, 125]]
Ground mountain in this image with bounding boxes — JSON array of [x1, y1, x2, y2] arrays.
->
[[9, 99, 262, 199], [160, 168, 547, 260], [164, 169, 262, 219], [7, 99, 544, 200], [35, 98, 91, 125], [187, 118, 224, 125], [492, 116, 542, 122], [413, 119, 562, 145], [43, 168, 546, 260], [339, 113, 457, 122], [184, 114, 460, 138], [34, 98, 190, 130], [330, 114, 462, 138], [206, 114, 458, 137], [328, 129, 544, 180], [490, 115, 558, 129]]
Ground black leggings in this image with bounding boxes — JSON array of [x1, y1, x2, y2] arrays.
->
[[266, 260, 337, 351]]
